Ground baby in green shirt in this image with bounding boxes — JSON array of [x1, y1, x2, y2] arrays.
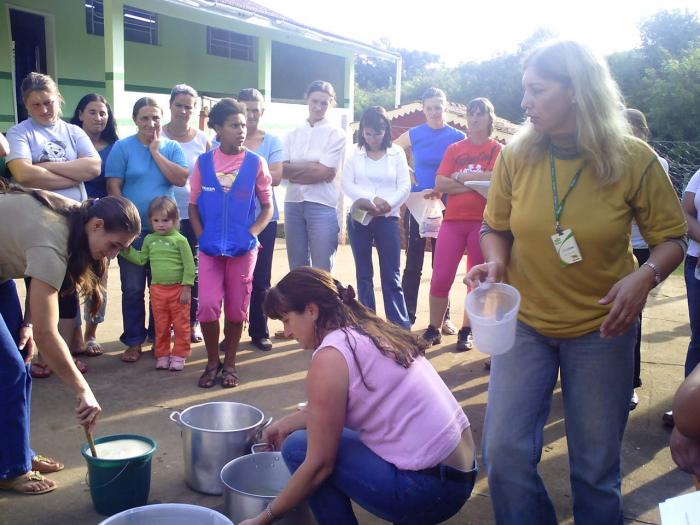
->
[[121, 197, 195, 370]]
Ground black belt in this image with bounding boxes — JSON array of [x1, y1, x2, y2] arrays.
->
[[421, 463, 477, 483]]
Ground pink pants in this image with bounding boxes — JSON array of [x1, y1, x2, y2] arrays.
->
[[430, 220, 484, 298], [197, 249, 258, 323]]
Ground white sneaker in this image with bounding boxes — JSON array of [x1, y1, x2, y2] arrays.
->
[[629, 390, 639, 411]]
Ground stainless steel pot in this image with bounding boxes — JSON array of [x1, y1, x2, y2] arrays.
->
[[169, 402, 271, 495], [220, 451, 315, 525]]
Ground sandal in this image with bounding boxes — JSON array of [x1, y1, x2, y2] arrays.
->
[[0, 471, 57, 495], [197, 362, 222, 388], [84, 338, 104, 357], [121, 346, 142, 363], [73, 358, 88, 374], [30, 362, 52, 379], [32, 454, 64, 474], [221, 366, 239, 388], [273, 329, 292, 340]]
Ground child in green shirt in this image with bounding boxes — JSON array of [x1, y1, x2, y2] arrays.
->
[[121, 196, 195, 370]]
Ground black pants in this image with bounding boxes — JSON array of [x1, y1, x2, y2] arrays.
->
[[180, 219, 199, 326], [25, 276, 78, 320], [249, 220, 277, 340], [633, 248, 650, 388], [401, 209, 449, 326]]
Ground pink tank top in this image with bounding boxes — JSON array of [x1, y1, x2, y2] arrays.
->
[[314, 328, 470, 470]]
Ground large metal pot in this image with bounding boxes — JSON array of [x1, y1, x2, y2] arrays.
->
[[170, 401, 270, 495], [221, 451, 315, 525]]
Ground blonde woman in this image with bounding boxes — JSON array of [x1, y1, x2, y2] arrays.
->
[[467, 40, 686, 523]]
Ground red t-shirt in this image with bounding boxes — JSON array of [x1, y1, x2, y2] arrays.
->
[[437, 138, 502, 221]]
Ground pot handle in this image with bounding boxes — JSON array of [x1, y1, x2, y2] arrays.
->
[[169, 410, 182, 426], [251, 442, 271, 454], [254, 416, 273, 441]]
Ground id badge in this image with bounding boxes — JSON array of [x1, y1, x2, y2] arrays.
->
[[551, 228, 583, 266]]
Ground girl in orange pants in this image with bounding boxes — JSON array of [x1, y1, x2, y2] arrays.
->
[[121, 197, 196, 370]]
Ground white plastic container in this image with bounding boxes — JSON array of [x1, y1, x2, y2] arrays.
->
[[98, 503, 234, 524], [465, 282, 521, 356]]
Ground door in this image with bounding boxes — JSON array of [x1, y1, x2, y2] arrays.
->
[[10, 9, 48, 123]]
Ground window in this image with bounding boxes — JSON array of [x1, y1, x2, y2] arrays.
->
[[85, 1, 159, 46], [207, 27, 254, 61]]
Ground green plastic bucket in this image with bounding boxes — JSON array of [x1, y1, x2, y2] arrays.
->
[[81, 434, 157, 516]]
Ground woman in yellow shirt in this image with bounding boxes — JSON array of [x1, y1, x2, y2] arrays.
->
[[467, 40, 687, 524]]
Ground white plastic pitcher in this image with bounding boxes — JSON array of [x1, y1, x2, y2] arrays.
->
[[465, 282, 521, 356]]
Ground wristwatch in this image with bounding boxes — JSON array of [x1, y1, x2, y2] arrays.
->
[[641, 261, 662, 286]]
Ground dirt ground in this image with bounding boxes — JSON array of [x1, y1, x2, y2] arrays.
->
[[1, 239, 696, 524]]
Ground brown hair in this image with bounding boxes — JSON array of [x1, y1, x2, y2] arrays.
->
[[132, 97, 162, 119], [20, 72, 60, 102], [467, 97, 496, 136], [147, 196, 179, 229], [264, 267, 427, 389], [305, 80, 336, 100], [0, 180, 141, 315]]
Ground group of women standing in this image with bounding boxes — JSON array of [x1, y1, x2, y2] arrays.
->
[[0, 37, 694, 525]]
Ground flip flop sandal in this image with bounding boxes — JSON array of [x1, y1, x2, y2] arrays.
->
[[0, 471, 57, 495], [30, 362, 52, 379], [120, 346, 142, 363], [73, 358, 88, 374], [273, 329, 293, 340], [197, 362, 222, 388], [84, 338, 104, 357], [221, 366, 240, 388], [32, 455, 64, 474]]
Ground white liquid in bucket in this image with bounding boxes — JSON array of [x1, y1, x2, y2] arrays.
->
[[92, 439, 152, 459], [466, 283, 521, 356]]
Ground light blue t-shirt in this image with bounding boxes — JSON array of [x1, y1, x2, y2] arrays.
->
[[6, 117, 98, 202], [212, 133, 283, 221], [105, 134, 187, 229]]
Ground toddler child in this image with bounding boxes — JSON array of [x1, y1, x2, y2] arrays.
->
[[121, 196, 195, 370]]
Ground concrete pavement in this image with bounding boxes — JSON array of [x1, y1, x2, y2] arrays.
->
[[1, 239, 696, 524]]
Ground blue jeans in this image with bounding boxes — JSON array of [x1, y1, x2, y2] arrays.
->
[[249, 220, 277, 340], [483, 321, 636, 525], [684, 255, 700, 376], [284, 201, 339, 271], [117, 232, 154, 346], [347, 215, 410, 328], [0, 280, 33, 479], [283, 429, 475, 525]]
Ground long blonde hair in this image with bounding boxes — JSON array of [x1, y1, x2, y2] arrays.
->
[[510, 40, 631, 184]]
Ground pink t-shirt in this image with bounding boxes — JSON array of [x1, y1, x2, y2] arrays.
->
[[189, 148, 272, 204], [314, 328, 470, 471]]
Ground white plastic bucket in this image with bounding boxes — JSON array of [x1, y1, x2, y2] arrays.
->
[[465, 283, 521, 356], [98, 503, 234, 525]]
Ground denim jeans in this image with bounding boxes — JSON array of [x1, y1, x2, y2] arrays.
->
[[347, 215, 410, 328], [401, 208, 449, 325], [83, 287, 108, 324], [284, 201, 339, 272], [249, 220, 277, 340], [117, 232, 154, 346], [483, 321, 636, 525], [684, 255, 700, 376], [180, 219, 199, 326], [0, 279, 33, 479], [632, 248, 650, 387], [282, 429, 475, 525]]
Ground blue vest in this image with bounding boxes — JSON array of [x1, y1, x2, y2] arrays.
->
[[197, 149, 260, 257]]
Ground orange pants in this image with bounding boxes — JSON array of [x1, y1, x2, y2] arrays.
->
[[150, 284, 191, 359]]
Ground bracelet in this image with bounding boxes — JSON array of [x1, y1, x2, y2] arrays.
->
[[265, 503, 275, 523], [641, 261, 662, 286], [21, 322, 32, 329]]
